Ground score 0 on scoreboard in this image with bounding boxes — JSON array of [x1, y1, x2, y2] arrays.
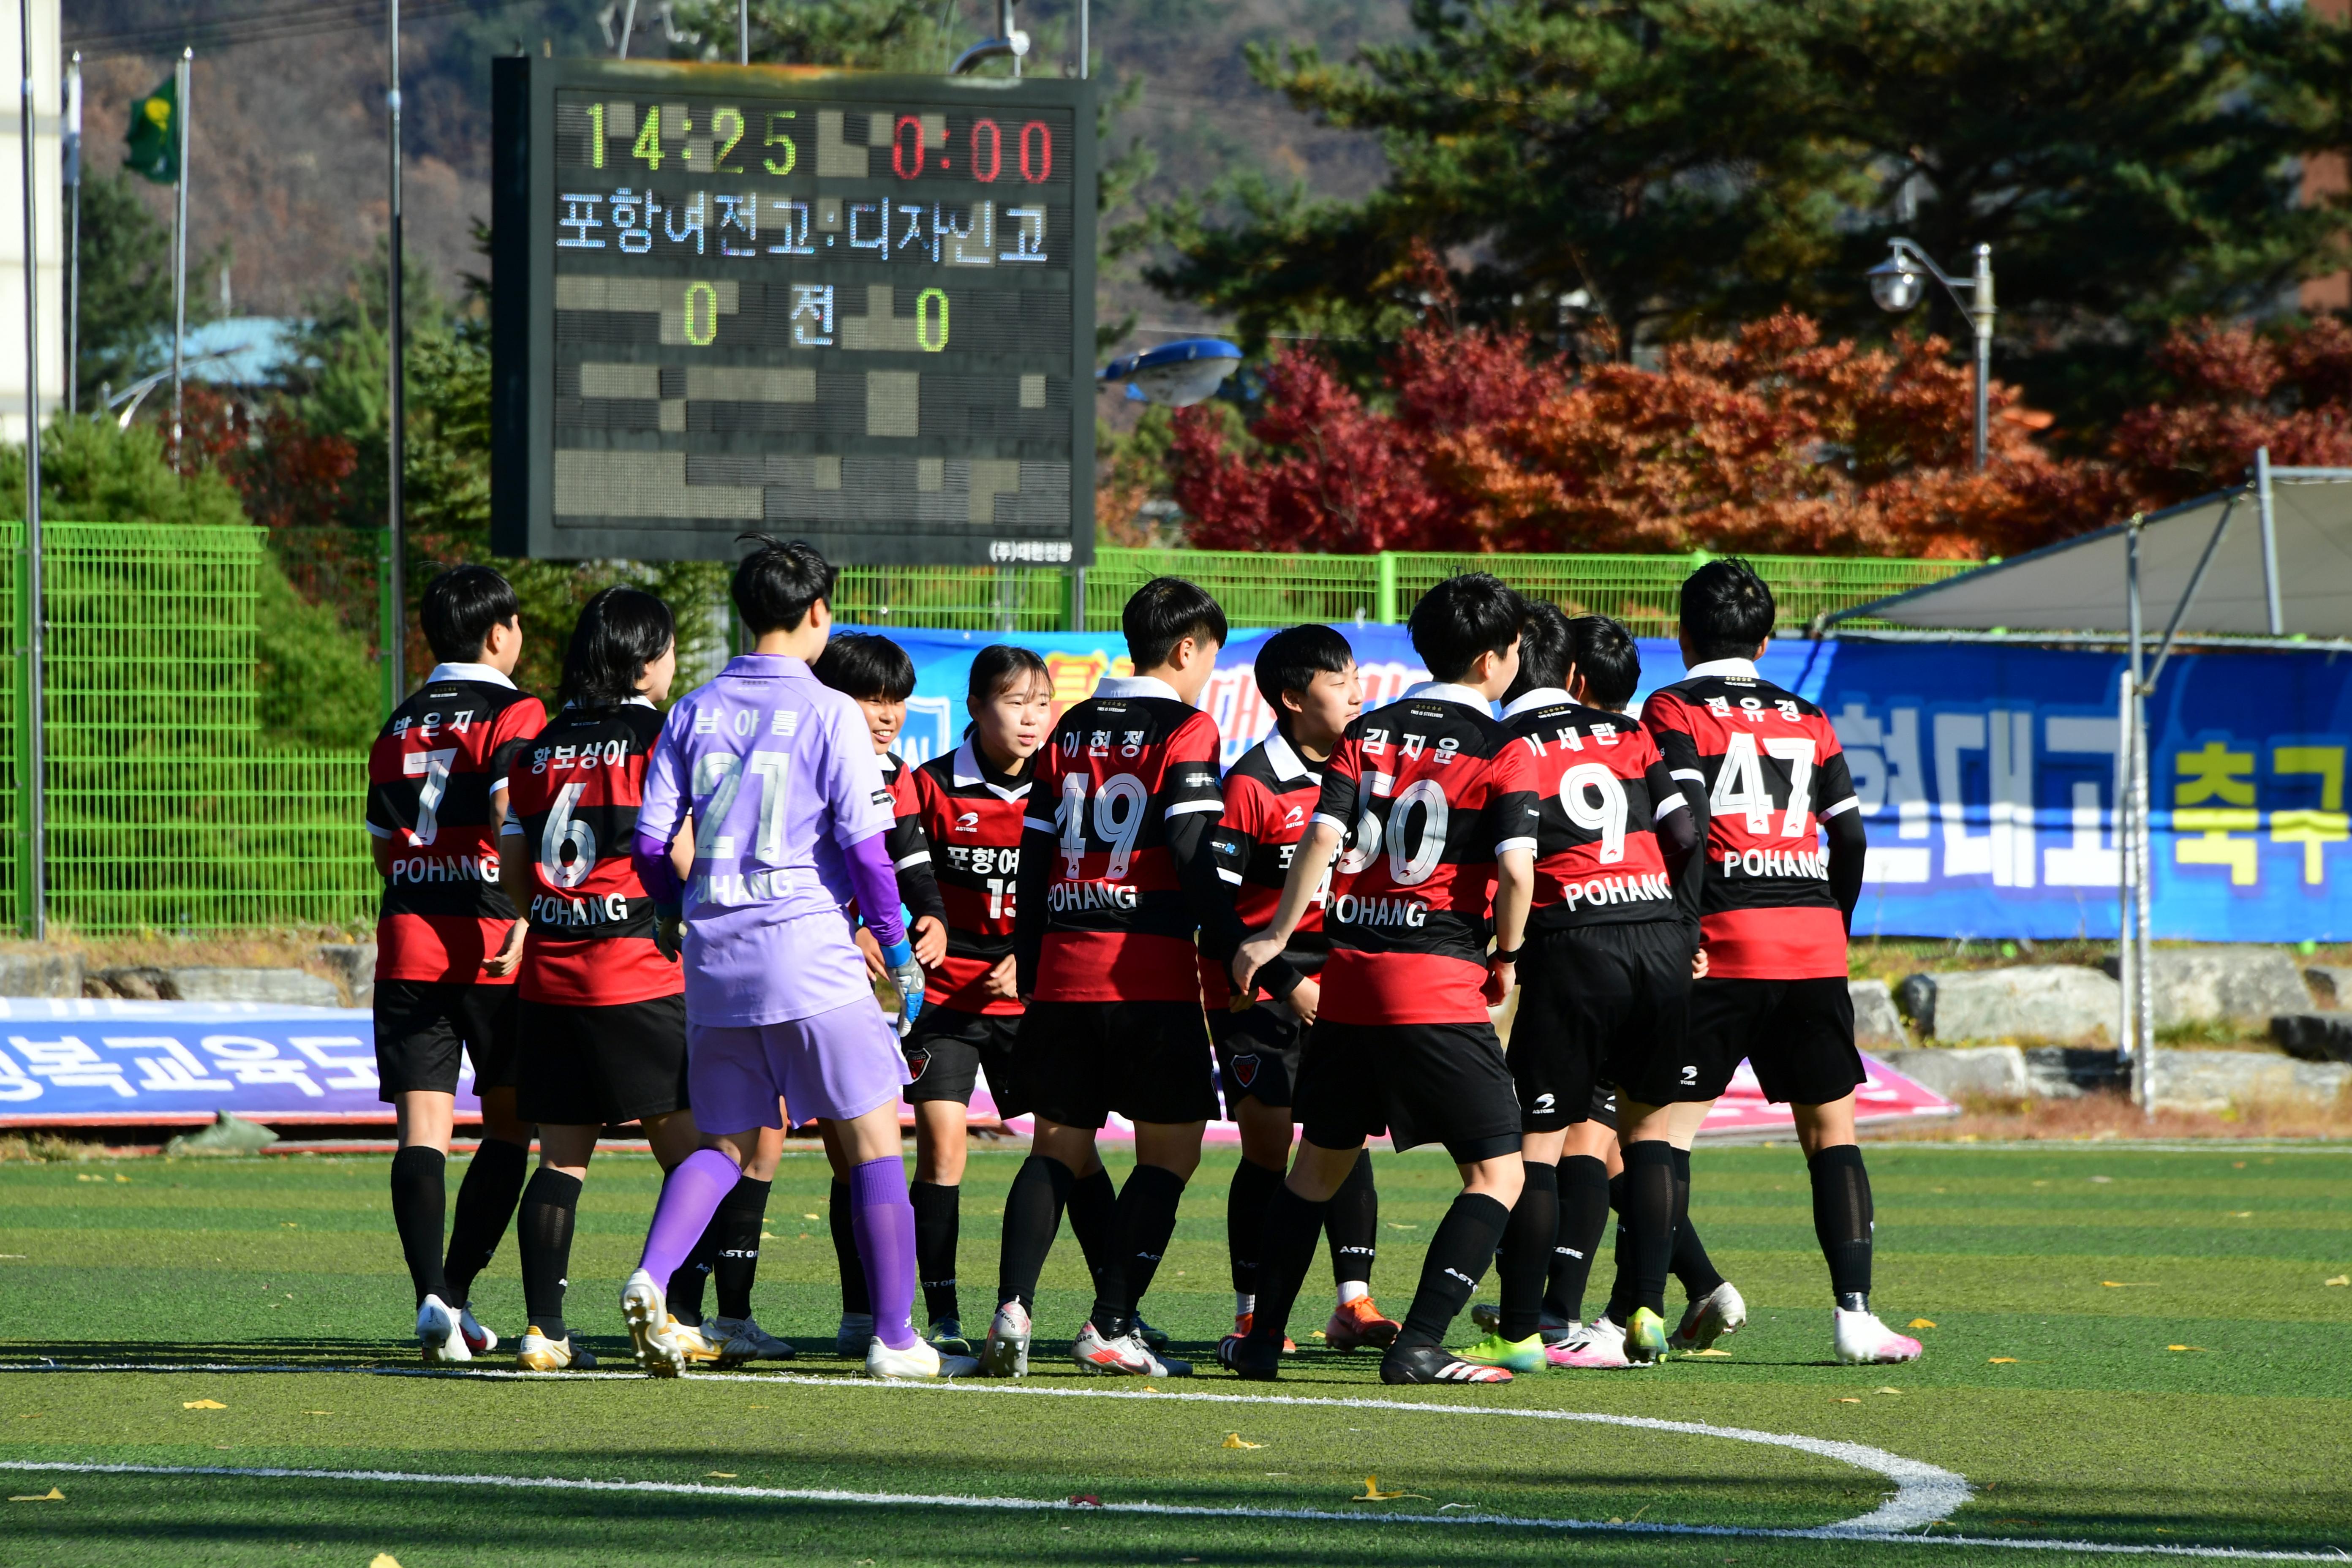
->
[[490, 58, 1095, 566]]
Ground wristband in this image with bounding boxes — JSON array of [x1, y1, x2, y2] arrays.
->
[[879, 937, 916, 969], [1490, 946, 1522, 966]]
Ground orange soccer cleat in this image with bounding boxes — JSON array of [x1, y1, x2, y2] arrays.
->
[[1232, 1312, 1296, 1353], [1322, 1295, 1401, 1352]]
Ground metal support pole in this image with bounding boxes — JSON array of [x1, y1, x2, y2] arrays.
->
[[738, 0, 749, 63], [63, 52, 76, 419], [2114, 664, 2134, 1067], [618, 0, 638, 57], [2255, 446, 2284, 637], [19, 0, 45, 939], [1969, 244, 1994, 472], [386, 0, 407, 702], [169, 49, 189, 469], [1079, 0, 1089, 77], [1067, 565, 1085, 631], [2125, 520, 2153, 1115]]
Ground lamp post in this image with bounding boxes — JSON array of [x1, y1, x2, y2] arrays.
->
[[1866, 239, 1995, 471]]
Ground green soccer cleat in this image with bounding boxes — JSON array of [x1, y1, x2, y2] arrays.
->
[[1451, 1330, 1548, 1375], [1625, 1306, 1670, 1365], [927, 1318, 972, 1356]]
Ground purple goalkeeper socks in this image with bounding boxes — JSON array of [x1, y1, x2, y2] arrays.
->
[[850, 1155, 920, 1352], [639, 1148, 743, 1286]]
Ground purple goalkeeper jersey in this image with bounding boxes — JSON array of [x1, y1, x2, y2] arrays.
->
[[639, 653, 895, 1026]]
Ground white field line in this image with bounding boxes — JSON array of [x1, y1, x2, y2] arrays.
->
[[0, 1458, 2343, 1562]]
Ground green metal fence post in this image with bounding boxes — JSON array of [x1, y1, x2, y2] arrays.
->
[[1067, 566, 1086, 632], [1376, 552, 1399, 624]]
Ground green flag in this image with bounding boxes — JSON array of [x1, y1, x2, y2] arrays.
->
[[124, 75, 178, 184]]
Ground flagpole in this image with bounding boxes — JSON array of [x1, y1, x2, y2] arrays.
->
[[385, 0, 406, 700], [19, 0, 46, 938], [169, 46, 188, 470]]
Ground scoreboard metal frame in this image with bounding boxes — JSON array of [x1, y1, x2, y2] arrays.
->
[[490, 56, 1096, 566]]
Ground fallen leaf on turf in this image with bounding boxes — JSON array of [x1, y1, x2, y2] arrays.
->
[[2100, 1282, 2150, 1288], [1311, 1330, 1327, 1340], [369, 1557, 401, 1568], [707, 1472, 737, 1478], [803, 1214, 819, 1221], [2089, 1175, 2113, 1183], [2230, 1211, 2254, 1218], [8, 1487, 63, 1502], [1875, 1387, 1902, 1396], [1688, 1348, 1733, 1357], [302, 1410, 332, 1416], [2326, 1276, 2349, 1287], [182, 1399, 225, 1410], [1068, 1494, 1100, 1508], [1221, 1433, 1263, 1449], [1988, 1358, 2018, 1364], [1350, 1476, 1427, 1501], [114, 1175, 128, 1183], [2167, 1345, 2207, 1353], [1385, 1223, 1418, 1230], [1907, 1319, 1936, 1329], [14, 1413, 35, 1419], [1834, 1397, 1862, 1404]]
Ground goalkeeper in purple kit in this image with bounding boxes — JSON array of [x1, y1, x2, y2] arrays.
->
[[620, 536, 975, 1380]]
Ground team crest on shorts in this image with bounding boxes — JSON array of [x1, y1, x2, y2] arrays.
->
[[1231, 1053, 1260, 1088], [904, 1045, 931, 1080]]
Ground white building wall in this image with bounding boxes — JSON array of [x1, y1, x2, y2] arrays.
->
[[0, 0, 64, 446]]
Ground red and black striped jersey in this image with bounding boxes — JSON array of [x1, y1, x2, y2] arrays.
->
[[880, 751, 945, 926], [1500, 688, 1692, 933], [1311, 685, 1541, 1026], [911, 740, 1033, 1017], [1018, 676, 1233, 1004], [504, 700, 681, 1006], [1203, 731, 1329, 1008], [1641, 660, 1859, 979], [366, 666, 545, 984]]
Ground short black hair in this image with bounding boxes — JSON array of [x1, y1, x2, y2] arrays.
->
[[1123, 577, 1227, 670], [1680, 558, 1775, 662], [1253, 624, 1354, 727], [419, 564, 520, 665], [1505, 599, 1572, 702], [558, 586, 675, 709], [811, 632, 916, 702], [732, 534, 838, 637], [1408, 572, 1524, 683], [967, 643, 1050, 708], [1567, 615, 1642, 708]]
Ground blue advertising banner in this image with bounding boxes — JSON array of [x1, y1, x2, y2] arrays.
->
[[857, 625, 2346, 942]]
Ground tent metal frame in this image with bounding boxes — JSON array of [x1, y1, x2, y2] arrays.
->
[[1825, 449, 2352, 1117]]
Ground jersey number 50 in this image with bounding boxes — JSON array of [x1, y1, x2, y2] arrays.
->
[[1339, 777, 1449, 887]]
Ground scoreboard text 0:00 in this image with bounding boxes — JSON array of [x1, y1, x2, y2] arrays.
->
[[490, 58, 1097, 567]]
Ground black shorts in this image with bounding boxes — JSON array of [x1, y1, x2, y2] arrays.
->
[[905, 1007, 1027, 1116], [1294, 1019, 1522, 1165], [1619, 975, 1863, 1106], [1015, 999, 1220, 1129], [513, 994, 689, 1127], [1511, 920, 1695, 1132], [1211, 1001, 1304, 1117], [374, 980, 519, 1100], [1585, 1083, 1620, 1131]]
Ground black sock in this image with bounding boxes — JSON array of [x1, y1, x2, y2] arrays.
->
[[443, 1137, 528, 1307], [517, 1166, 581, 1342], [997, 1154, 1075, 1313], [1497, 1158, 1557, 1342], [1227, 1157, 1285, 1300], [1601, 1171, 1634, 1326], [1246, 1183, 1330, 1348], [1094, 1164, 1187, 1337], [911, 1180, 961, 1325], [1810, 1143, 1874, 1309], [1622, 1141, 1677, 1319], [1067, 1165, 1119, 1305], [712, 1176, 771, 1321], [667, 1205, 715, 1326], [1397, 1191, 1511, 1352], [1325, 1148, 1378, 1292], [390, 1146, 450, 1306], [830, 1177, 871, 1316], [1670, 1146, 1726, 1299], [1545, 1154, 1611, 1324]]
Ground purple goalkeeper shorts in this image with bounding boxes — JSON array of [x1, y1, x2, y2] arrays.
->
[[686, 1000, 910, 1133]]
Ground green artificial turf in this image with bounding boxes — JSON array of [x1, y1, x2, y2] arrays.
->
[[0, 1141, 2347, 1566]]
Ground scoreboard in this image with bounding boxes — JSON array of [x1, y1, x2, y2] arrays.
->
[[490, 57, 1095, 566]]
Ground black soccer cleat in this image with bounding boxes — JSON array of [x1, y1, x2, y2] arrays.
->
[[1379, 1342, 1513, 1385], [1217, 1333, 1284, 1382]]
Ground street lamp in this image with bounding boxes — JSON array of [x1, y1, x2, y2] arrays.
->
[[1867, 239, 1995, 471]]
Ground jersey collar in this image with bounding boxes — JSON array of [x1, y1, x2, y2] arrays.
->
[[1500, 686, 1573, 720], [1094, 674, 1182, 704], [952, 739, 1032, 800], [1685, 656, 1759, 681], [1262, 730, 1318, 783], [1412, 681, 1495, 714], [425, 661, 516, 690], [722, 653, 811, 678]]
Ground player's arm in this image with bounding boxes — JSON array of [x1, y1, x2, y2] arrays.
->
[[891, 768, 948, 967], [1487, 748, 1541, 1003], [632, 718, 691, 958], [1643, 697, 1712, 911], [1234, 737, 1355, 995], [1013, 809, 1055, 1002], [1644, 757, 1700, 882], [1816, 747, 1867, 931], [482, 703, 544, 975], [490, 794, 534, 978]]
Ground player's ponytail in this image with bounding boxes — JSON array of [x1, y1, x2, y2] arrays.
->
[[558, 586, 675, 709]]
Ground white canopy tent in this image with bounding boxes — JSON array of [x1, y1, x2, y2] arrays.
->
[[1827, 452, 2352, 1113]]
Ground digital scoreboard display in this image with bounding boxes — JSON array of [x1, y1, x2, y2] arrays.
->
[[490, 58, 1095, 565]]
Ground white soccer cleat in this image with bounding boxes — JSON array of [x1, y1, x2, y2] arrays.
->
[[620, 1268, 686, 1377], [981, 1300, 1032, 1378], [416, 1294, 471, 1364], [1669, 1282, 1749, 1353], [705, 1315, 798, 1362], [866, 1334, 980, 1380], [1834, 1307, 1924, 1365], [515, 1327, 596, 1372], [1545, 1315, 1631, 1369], [1073, 1320, 1192, 1377], [458, 1303, 498, 1356], [836, 1311, 876, 1358], [667, 1317, 725, 1366]]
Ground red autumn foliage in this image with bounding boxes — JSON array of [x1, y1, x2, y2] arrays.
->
[[1168, 309, 2352, 560], [178, 383, 360, 533]]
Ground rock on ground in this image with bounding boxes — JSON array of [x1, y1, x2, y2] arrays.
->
[[0, 949, 83, 997], [1849, 980, 1906, 1048], [315, 943, 377, 1008], [2272, 1014, 2352, 1065], [2303, 966, 2352, 1010], [2148, 1048, 2352, 1111], [1902, 966, 2121, 1044], [2096, 948, 2313, 1026], [1881, 1045, 2028, 1099], [2024, 1047, 2131, 1098], [86, 966, 342, 1007]]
